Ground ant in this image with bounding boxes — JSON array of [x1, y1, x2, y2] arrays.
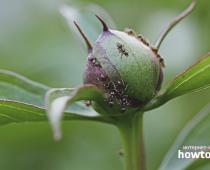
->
[[116, 42, 129, 58]]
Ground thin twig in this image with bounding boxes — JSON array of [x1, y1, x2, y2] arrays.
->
[[155, 0, 197, 50], [73, 21, 93, 51]]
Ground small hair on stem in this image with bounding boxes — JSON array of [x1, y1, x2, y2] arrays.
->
[[73, 21, 93, 51], [155, 0, 197, 50], [95, 14, 109, 31]]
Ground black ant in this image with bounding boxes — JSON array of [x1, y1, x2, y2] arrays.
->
[[116, 42, 129, 58]]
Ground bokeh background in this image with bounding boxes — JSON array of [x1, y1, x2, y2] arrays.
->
[[0, 0, 209, 170]]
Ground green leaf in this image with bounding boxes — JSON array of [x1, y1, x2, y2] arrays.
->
[[187, 159, 210, 170], [60, 3, 116, 46], [0, 100, 46, 125], [0, 69, 49, 107], [0, 69, 48, 124], [46, 84, 109, 140], [159, 104, 210, 170], [164, 53, 210, 100], [143, 53, 210, 111], [0, 70, 109, 128]]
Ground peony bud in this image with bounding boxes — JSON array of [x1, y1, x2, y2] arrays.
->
[[74, 16, 164, 111]]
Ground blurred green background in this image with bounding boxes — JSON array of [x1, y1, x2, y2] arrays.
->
[[0, 0, 210, 170]]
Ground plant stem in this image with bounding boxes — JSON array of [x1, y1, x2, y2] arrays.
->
[[117, 112, 145, 170], [155, 0, 196, 50]]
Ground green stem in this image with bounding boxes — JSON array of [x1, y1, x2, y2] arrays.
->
[[117, 112, 145, 170]]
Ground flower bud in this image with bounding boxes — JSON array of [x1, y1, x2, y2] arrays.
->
[[75, 16, 163, 111]]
